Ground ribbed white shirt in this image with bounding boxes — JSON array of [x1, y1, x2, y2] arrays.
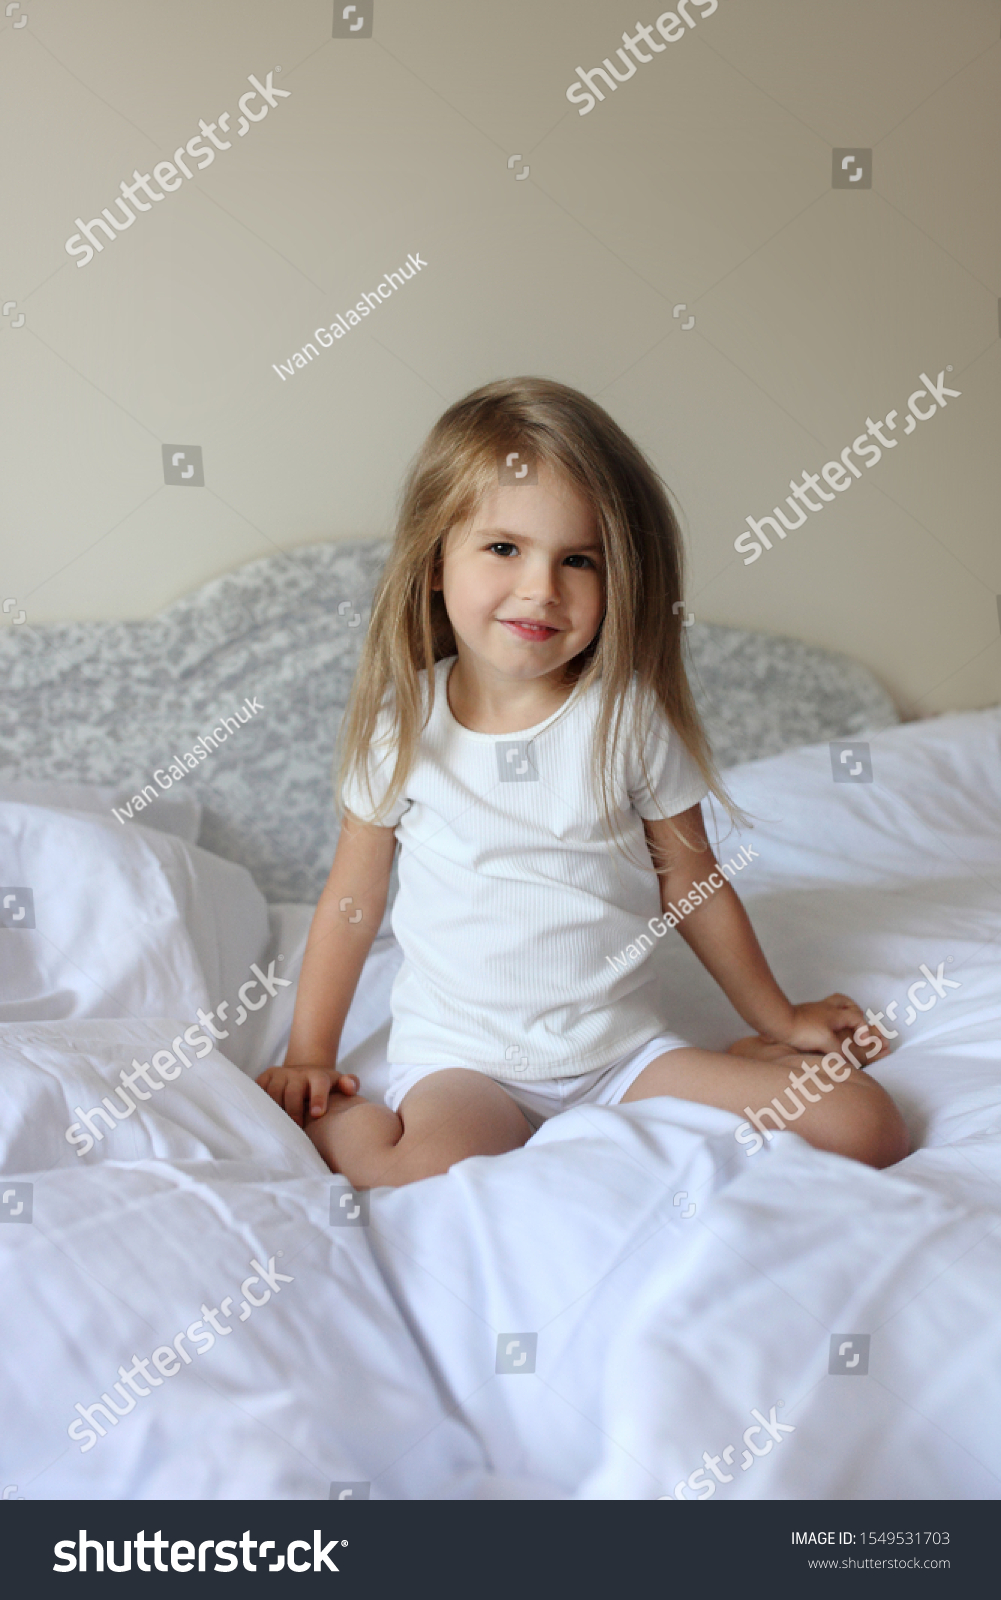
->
[[341, 657, 709, 1079]]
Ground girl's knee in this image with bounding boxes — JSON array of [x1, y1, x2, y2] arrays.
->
[[870, 1097, 910, 1168], [841, 1081, 909, 1169]]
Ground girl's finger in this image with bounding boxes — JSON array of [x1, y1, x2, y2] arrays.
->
[[834, 1008, 865, 1031], [284, 1077, 308, 1125], [308, 1070, 332, 1119]]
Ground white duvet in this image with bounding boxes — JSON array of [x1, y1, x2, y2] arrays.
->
[[1, 708, 999, 1500]]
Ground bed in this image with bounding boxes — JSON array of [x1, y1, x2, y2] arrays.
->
[[1, 540, 999, 1501]]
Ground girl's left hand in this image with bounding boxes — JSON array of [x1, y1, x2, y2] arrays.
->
[[763, 993, 889, 1062]]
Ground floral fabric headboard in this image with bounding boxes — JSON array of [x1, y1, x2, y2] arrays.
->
[[0, 540, 897, 902]]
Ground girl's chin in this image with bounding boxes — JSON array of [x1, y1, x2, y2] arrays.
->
[[456, 644, 570, 679]]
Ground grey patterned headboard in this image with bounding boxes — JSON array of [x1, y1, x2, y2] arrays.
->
[[0, 540, 897, 903]]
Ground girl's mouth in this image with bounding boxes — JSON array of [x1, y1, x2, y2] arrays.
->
[[499, 619, 560, 642]]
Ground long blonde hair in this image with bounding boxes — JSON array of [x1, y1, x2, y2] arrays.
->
[[336, 377, 741, 858]]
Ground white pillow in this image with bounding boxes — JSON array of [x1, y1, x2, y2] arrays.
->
[[0, 780, 201, 844], [0, 802, 270, 1072]]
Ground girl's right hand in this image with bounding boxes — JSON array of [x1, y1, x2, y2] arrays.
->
[[770, 995, 889, 1063], [255, 1065, 360, 1127]]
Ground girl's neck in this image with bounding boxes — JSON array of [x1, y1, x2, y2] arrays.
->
[[446, 650, 576, 735]]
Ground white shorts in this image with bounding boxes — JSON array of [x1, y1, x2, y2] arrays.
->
[[383, 1032, 693, 1133]]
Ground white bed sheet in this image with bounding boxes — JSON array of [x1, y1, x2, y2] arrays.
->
[[0, 803, 272, 1074], [0, 795, 395, 1081], [0, 706, 998, 1500]]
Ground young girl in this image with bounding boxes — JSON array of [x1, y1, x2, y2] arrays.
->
[[257, 378, 908, 1188]]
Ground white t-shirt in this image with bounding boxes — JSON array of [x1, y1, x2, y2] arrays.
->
[[341, 657, 709, 1079]]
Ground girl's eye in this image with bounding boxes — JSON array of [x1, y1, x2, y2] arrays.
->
[[563, 553, 596, 569], [487, 542, 517, 557]]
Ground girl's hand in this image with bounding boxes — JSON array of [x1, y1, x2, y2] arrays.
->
[[762, 994, 889, 1063], [255, 1065, 360, 1127]]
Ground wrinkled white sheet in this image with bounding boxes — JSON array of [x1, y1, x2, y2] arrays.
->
[[1, 707, 999, 1500], [0, 803, 270, 1072]]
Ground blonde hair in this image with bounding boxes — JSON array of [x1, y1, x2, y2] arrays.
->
[[336, 376, 742, 862]]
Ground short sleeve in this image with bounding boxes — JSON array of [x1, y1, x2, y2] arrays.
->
[[626, 688, 710, 820], [339, 709, 409, 827]]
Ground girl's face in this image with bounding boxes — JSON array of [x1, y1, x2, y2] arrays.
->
[[436, 463, 605, 683]]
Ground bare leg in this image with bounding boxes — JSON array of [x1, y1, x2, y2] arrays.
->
[[621, 1039, 909, 1168], [305, 1068, 534, 1190]]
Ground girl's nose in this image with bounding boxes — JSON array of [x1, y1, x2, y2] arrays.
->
[[515, 560, 560, 605]]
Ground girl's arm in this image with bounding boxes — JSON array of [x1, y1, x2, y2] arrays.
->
[[256, 812, 397, 1124], [643, 805, 886, 1058]]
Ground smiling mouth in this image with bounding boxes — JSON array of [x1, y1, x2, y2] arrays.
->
[[498, 619, 560, 641]]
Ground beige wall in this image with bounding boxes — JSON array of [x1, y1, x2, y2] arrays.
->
[[2, 0, 998, 717]]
